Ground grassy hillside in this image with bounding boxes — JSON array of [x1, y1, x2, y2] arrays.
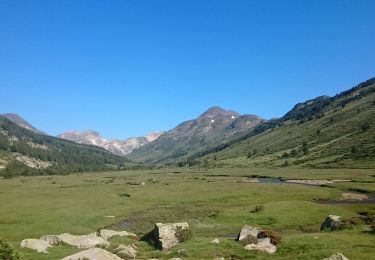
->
[[193, 78, 375, 168], [0, 116, 131, 177]]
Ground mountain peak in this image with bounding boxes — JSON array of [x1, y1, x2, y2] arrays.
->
[[2, 113, 45, 134], [199, 106, 240, 119]]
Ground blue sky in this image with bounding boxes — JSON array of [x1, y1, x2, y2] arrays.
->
[[0, 0, 374, 139]]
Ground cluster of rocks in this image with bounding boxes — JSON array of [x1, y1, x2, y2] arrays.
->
[[20, 229, 137, 259], [20, 223, 191, 259], [237, 225, 277, 254]]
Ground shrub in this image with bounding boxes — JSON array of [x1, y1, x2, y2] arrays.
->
[[257, 230, 281, 245], [361, 122, 370, 132], [336, 217, 361, 230], [0, 238, 23, 260], [251, 204, 264, 213]]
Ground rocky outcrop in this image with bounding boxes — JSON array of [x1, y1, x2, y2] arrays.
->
[[238, 225, 260, 244], [244, 237, 277, 254], [211, 238, 220, 244], [20, 239, 51, 253], [323, 252, 349, 260], [148, 222, 190, 250], [320, 215, 342, 230], [60, 248, 122, 260], [238, 225, 279, 254], [58, 232, 109, 249], [99, 229, 137, 240], [114, 243, 137, 259], [40, 235, 62, 245]]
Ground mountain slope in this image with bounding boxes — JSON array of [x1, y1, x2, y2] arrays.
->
[[198, 78, 375, 168], [128, 106, 265, 163], [2, 113, 45, 135], [0, 116, 130, 177], [58, 130, 164, 156]]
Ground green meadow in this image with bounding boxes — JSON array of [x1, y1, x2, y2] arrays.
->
[[0, 168, 374, 259]]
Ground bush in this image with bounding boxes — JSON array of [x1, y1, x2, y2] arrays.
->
[[336, 217, 361, 230], [257, 230, 281, 245], [361, 122, 370, 132], [0, 238, 23, 260], [251, 204, 264, 213]]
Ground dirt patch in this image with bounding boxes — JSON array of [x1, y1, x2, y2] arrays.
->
[[340, 192, 370, 201], [286, 179, 351, 186]]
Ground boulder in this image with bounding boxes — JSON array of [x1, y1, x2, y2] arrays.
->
[[150, 222, 190, 250], [20, 238, 51, 253], [244, 237, 277, 254], [114, 244, 137, 259], [40, 235, 62, 245], [99, 229, 137, 240], [323, 252, 349, 260], [211, 238, 220, 244], [238, 225, 260, 244], [60, 248, 122, 260], [320, 215, 342, 231], [58, 232, 109, 249]]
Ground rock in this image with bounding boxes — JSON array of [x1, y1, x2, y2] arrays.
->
[[244, 237, 277, 254], [114, 244, 137, 259], [60, 248, 122, 260], [323, 252, 349, 260], [211, 238, 220, 244], [170, 258, 182, 260], [320, 215, 342, 231], [213, 258, 225, 260], [20, 238, 51, 253], [99, 229, 137, 240], [151, 222, 190, 250], [238, 225, 260, 244], [178, 248, 188, 256], [40, 235, 62, 245], [58, 232, 109, 249]]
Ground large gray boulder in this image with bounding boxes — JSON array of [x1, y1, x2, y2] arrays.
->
[[238, 225, 260, 244], [58, 232, 109, 249], [20, 239, 51, 253], [99, 229, 137, 240], [323, 252, 349, 260], [320, 215, 342, 230], [60, 248, 122, 260], [150, 222, 190, 250], [114, 244, 137, 259], [244, 237, 277, 254], [40, 235, 62, 245]]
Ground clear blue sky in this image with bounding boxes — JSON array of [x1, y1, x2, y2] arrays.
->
[[0, 0, 374, 139]]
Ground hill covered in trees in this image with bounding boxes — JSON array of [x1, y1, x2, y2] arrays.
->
[[0, 116, 131, 178]]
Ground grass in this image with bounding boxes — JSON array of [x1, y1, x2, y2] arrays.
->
[[0, 168, 374, 259]]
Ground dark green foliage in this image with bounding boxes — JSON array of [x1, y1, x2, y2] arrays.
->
[[251, 204, 264, 213], [119, 192, 131, 197], [0, 238, 23, 260], [361, 122, 370, 132], [282, 160, 289, 167]]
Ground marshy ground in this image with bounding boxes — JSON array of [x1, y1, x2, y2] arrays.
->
[[0, 168, 374, 259]]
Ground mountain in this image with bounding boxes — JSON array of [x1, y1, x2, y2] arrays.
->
[[2, 113, 45, 135], [0, 115, 131, 177], [195, 77, 375, 169], [58, 130, 164, 156], [127, 106, 265, 164]]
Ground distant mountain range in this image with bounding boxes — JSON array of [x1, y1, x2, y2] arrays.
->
[[1, 76, 374, 175], [127, 106, 265, 163], [58, 130, 164, 156]]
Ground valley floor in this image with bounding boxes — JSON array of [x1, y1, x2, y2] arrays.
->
[[0, 168, 374, 259]]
